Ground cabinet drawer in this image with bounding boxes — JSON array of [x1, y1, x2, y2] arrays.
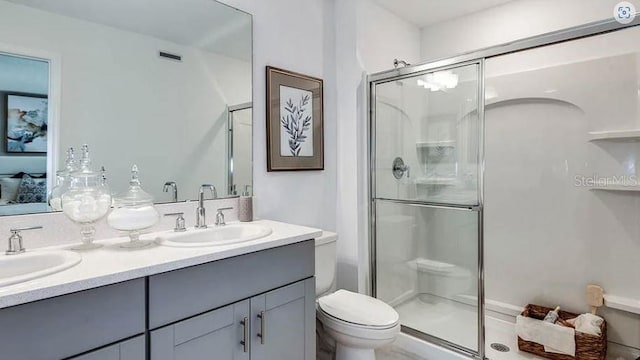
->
[[148, 240, 314, 328], [0, 279, 145, 360], [70, 335, 145, 360]]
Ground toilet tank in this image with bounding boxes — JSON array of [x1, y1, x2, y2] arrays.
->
[[315, 231, 337, 297]]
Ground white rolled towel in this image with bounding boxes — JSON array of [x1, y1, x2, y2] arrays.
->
[[516, 315, 576, 356], [567, 313, 604, 337]]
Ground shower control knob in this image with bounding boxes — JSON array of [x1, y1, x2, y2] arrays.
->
[[392, 157, 410, 179]]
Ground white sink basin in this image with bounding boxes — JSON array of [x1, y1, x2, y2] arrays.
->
[[157, 223, 273, 247], [0, 250, 82, 287]]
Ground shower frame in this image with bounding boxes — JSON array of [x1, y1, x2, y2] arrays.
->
[[367, 17, 640, 360]]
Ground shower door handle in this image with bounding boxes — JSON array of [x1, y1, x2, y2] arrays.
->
[[392, 157, 410, 179]]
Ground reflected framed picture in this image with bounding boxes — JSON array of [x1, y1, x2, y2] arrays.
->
[[266, 66, 323, 171], [5, 93, 48, 153]]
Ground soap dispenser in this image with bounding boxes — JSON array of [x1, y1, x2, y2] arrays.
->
[[238, 185, 253, 222]]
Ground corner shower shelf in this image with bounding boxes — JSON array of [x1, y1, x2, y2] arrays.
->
[[587, 129, 640, 142], [589, 184, 640, 192], [416, 140, 456, 148], [604, 294, 640, 315]]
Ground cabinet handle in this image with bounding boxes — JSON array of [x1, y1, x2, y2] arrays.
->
[[257, 311, 265, 344], [240, 317, 249, 352]]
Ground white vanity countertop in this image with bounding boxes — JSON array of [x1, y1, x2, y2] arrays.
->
[[0, 219, 322, 309]]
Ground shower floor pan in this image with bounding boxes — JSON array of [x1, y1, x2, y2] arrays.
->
[[394, 295, 556, 360]]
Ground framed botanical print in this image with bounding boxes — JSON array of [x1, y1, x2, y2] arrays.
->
[[266, 66, 323, 171]]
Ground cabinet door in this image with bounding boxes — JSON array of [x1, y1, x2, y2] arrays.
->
[[70, 335, 145, 360], [150, 300, 249, 360], [250, 278, 316, 360]]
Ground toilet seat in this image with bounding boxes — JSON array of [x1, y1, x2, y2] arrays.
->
[[317, 306, 400, 343], [317, 290, 400, 329]]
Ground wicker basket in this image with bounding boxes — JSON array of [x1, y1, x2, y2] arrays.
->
[[517, 304, 607, 360]]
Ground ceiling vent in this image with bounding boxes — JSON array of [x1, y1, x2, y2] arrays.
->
[[159, 51, 182, 62]]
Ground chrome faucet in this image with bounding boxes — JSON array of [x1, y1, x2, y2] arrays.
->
[[6, 226, 43, 255], [195, 184, 217, 229], [215, 207, 233, 226], [163, 181, 178, 202]]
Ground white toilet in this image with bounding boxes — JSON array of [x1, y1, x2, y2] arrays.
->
[[315, 231, 401, 360]]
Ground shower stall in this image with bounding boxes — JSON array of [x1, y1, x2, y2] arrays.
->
[[369, 20, 640, 360]]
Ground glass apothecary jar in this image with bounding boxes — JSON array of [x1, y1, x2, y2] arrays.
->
[[61, 145, 112, 250], [107, 165, 159, 248], [49, 147, 77, 211]]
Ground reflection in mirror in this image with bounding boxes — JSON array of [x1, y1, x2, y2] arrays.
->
[[0, 0, 252, 216], [0, 53, 49, 216], [228, 103, 253, 196]]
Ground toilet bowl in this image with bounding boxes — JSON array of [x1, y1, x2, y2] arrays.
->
[[315, 232, 400, 360]]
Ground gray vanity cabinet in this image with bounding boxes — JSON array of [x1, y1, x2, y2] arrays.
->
[[149, 278, 316, 360], [250, 278, 316, 360], [150, 301, 250, 360], [70, 336, 145, 360], [0, 279, 145, 360], [0, 240, 315, 360]]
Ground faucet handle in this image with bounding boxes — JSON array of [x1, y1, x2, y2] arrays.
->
[[11, 226, 44, 233], [7, 226, 42, 255], [164, 212, 186, 232], [215, 207, 233, 226]]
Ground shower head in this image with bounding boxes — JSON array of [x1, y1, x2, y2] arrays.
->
[[393, 58, 410, 68]]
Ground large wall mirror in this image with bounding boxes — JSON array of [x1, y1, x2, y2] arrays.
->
[[0, 0, 253, 216]]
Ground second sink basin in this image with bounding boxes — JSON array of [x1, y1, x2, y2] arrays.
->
[[0, 250, 82, 288], [157, 223, 273, 247]]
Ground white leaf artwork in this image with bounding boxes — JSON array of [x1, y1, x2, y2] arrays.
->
[[279, 85, 313, 157]]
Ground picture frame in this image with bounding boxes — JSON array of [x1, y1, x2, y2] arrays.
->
[[4, 93, 48, 153], [266, 66, 324, 171]]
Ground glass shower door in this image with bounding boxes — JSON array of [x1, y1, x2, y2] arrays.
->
[[371, 63, 482, 354]]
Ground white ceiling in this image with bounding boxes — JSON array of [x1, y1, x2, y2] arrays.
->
[[373, 0, 516, 28], [5, 0, 252, 61]]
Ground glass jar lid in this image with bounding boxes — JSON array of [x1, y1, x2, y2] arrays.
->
[[113, 165, 154, 207], [68, 144, 103, 188], [56, 147, 78, 179]]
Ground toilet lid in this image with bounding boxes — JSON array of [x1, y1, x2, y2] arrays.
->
[[318, 290, 399, 328]]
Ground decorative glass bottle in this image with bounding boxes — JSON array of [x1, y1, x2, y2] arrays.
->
[[48, 147, 78, 211], [61, 144, 112, 250], [107, 165, 160, 248]]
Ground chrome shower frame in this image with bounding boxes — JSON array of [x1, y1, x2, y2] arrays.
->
[[367, 16, 639, 360]]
